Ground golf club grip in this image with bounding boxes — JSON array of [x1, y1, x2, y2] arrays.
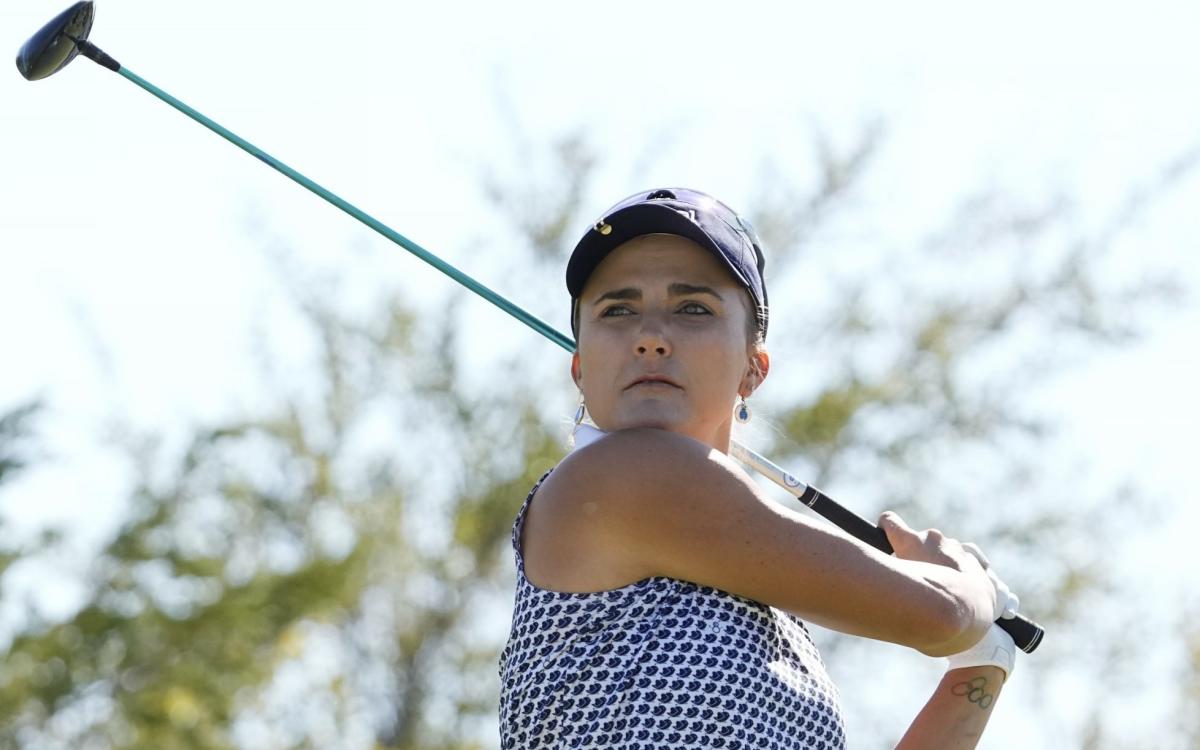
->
[[798, 485, 895, 553], [798, 485, 1045, 654]]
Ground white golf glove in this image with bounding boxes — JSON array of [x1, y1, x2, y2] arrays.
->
[[947, 623, 1017, 679]]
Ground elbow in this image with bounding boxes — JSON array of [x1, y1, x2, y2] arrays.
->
[[910, 589, 992, 657]]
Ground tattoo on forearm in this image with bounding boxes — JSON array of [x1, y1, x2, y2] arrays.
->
[[951, 677, 994, 710]]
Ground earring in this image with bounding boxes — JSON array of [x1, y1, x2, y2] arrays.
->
[[574, 399, 587, 426], [735, 396, 752, 424]]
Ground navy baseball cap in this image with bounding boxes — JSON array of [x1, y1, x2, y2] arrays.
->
[[566, 188, 769, 339]]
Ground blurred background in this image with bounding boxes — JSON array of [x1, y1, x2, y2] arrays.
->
[[2, 1, 1198, 747]]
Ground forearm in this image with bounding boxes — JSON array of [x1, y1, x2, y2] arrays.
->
[[788, 549, 993, 656], [901, 562, 996, 654], [895, 666, 1005, 750]]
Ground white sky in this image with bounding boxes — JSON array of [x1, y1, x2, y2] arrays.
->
[[2, 0, 1198, 746]]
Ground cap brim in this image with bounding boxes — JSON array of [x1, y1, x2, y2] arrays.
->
[[566, 202, 753, 300]]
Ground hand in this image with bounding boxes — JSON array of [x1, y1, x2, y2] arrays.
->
[[877, 511, 1004, 622], [960, 542, 1020, 620]]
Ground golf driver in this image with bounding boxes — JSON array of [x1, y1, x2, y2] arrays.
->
[[15, 1, 1044, 653]]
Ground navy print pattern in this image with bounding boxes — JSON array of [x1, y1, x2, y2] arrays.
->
[[499, 472, 846, 748]]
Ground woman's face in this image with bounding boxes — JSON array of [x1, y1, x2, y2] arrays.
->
[[572, 233, 768, 452]]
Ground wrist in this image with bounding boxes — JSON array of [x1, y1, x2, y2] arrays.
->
[[945, 623, 1016, 679]]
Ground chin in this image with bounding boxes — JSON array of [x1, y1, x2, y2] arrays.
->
[[609, 403, 689, 433]]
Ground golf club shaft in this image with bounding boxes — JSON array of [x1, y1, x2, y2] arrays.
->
[[82, 50, 572, 353], [729, 442, 893, 552], [78, 44, 1044, 654]]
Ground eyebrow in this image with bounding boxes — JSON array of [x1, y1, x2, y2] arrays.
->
[[592, 283, 725, 305]]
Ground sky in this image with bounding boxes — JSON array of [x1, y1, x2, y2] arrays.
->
[[2, 0, 1198, 745]]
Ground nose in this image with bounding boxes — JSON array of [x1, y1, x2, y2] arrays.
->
[[633, 316, 671, 357]]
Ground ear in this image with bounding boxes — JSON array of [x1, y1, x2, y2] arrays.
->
[[571, 351, 582, 388], [739, 349, 770, 398]]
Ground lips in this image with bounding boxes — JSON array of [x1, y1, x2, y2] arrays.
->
[[626, 374, 682, 390]]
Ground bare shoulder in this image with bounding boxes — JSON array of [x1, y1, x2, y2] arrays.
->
[[546, 427, 747, 504], [522, 428, 772, 592]]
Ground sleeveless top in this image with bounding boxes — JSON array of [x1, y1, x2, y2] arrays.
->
[[498, 467, 847, 749]]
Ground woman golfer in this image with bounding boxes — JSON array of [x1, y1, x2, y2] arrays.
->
[[500, 188, 1018, 749]]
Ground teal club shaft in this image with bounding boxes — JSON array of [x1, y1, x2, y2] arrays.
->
[[114, 65, 577, 354]]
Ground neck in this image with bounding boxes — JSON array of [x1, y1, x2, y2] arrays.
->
[[573, 421, 734, 455], [712, 420, 733, 454]]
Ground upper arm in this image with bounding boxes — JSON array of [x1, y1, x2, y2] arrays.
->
[[536, 428, 973, 653]]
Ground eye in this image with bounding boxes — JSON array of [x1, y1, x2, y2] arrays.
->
[[600, 305, 633, 317], [679, 302, 712, 315]]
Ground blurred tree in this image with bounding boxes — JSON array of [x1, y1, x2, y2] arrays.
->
[[0, 297, 563, 749], [0, 401, 40, 488], [0, 401, 42, 597], [0, 131, 1192, 749], [1179, 610, 1200, 747]]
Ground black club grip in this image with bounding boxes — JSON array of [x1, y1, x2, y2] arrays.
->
[[797, 485, 1045, 654]]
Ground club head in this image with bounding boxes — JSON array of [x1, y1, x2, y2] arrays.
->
[[16, 1, 96, 81]]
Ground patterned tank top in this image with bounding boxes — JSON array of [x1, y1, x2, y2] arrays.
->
[[498, 454, 847, 749]]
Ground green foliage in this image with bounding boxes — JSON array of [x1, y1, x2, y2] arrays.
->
[[0, 401, 42, 631], [0, 129, 1190, 749], [0, 287, 562, 747], [0, 401, 40, 488], [1182, 613, 1200, 745]]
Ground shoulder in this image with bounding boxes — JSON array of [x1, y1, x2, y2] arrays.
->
[[553, 426, 749, 489], [525, 428, 769, 584], [520, 428, 757, 591], [540, 427, 759, 530]]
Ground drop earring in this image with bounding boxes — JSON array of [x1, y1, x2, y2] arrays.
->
[[574, 398, 587, 426], [736, 396, 752, 424]]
